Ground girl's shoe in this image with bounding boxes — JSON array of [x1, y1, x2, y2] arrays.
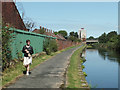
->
[[26, 71, 29, 75]]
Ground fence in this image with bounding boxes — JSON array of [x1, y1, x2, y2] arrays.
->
[[9, 28, 56, 59], [8, 28, 80, 60]]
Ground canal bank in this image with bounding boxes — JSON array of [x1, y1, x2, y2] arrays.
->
[[65, 44, 89, 89]]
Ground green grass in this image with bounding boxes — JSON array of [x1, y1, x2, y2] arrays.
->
[[2, 44, 81, 87], [86, 45, 93, 49], [67, 45, 86, 88]]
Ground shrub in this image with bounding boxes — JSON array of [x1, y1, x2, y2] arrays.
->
[[49, 39, 58, 52], [2, 25, 14, 70], [83, 72, 87, 77], [43, 38, 58, 55], [46, 48, 51, 55]]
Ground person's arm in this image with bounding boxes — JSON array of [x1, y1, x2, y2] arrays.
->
[[29, 46, 34, 55]]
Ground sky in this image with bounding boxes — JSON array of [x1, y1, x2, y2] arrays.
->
[[15, 2, 118, 38]]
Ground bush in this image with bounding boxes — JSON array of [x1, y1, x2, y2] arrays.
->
[[43, 38, 58, 55], [46, 48, 51, 55], [2, 25, 14, 70], [49, 39, 58, 52]]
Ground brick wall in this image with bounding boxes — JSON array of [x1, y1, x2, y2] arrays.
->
[[57, 40, 81, 50]]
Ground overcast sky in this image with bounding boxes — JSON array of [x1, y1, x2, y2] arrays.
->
[[16, 2, 118, 38]]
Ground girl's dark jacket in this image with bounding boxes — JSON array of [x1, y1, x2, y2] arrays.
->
[[22, 45, 34, 57]]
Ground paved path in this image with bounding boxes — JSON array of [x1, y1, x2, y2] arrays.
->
[[7, 46, 82, 88]]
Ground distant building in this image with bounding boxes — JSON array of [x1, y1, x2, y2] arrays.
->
[[78, 28, 86, 41]]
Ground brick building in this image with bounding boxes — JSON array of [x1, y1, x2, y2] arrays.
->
[[2, 2, 27, 30]]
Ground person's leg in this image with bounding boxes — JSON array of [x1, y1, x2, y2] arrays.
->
[[27, 65, 29, 72], [25, 65, 28, 74], [26, 64, 29, 75], [24, 65, 27, 74], [25, 65, 27, 68]]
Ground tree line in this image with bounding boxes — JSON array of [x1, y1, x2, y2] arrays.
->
[[54, 30, 81, 42], [97, 31, 120, 52]]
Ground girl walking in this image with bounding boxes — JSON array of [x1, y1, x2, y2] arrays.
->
[[22, 39, 34, 75]]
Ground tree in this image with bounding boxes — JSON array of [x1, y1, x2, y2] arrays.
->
[[74, 32, 78, 38], [58, 30, 67, 38], [106, 31, 117, 41], [116, 35, 120, 52], [24, 17, 36, 31], [70, 31, 74, 36], [98, 32, 107, 43], [88, 36, 94, 40], [68, 31, 80, 42], [69, 36, 75, 42], [54, 32, 58, 35]]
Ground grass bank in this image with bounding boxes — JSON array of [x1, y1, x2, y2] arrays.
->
[[2, 44, 81, 87], [66, 44, 89, 88]]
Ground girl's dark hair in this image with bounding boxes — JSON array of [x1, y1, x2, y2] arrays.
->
[[26, 39, 30, 43]]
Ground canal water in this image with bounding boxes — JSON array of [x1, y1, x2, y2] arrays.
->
[[83, 48, 120, 88]]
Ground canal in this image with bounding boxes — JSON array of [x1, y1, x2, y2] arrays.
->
[[83, 48, 120, 88]]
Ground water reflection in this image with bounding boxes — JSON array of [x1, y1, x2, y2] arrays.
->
[[98, 48, 120, 64], [84, 48, 119, 88]]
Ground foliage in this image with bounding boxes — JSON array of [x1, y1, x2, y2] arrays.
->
[[69, 36, 75, 42], [68, 31, 80, 42], [83, 72, 87, 77], [77, 39, 81, 42], [2, 25, 14, 71], [88, 36, 94, 40], [58, 30, 67, 38], [69, 36, 81, 42], [97, 31, 120, 52], [81, 65, 85, 69], [54, 31, 58, 35], [74, 32, 78, 38], [49, 39, 58, 52], [24, 17, 36, 31], [56, 30, 81, 43], [98, 32, 107, 43], [43, 38, 58, 55], [98, 31, 118, 43], [69, 31, 78, 38], [106, 31, 117, 41], [70, 31, 74, 36]]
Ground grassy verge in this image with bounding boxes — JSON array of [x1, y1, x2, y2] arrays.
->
[[86, 45, 93, 48], [2, 44, 81, 87], [66, 45, 87, 88]]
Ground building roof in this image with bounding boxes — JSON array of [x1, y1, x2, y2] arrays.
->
[[32, 29, 40, 33], [2, 2, 26, 30], [32, 29, 66, 40]]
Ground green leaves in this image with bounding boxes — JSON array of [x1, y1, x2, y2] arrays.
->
[[58, 30, 67, 38], [43, 38, 58, 55], [97, 31, 120, 52], [2, 26, 14, 71]]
